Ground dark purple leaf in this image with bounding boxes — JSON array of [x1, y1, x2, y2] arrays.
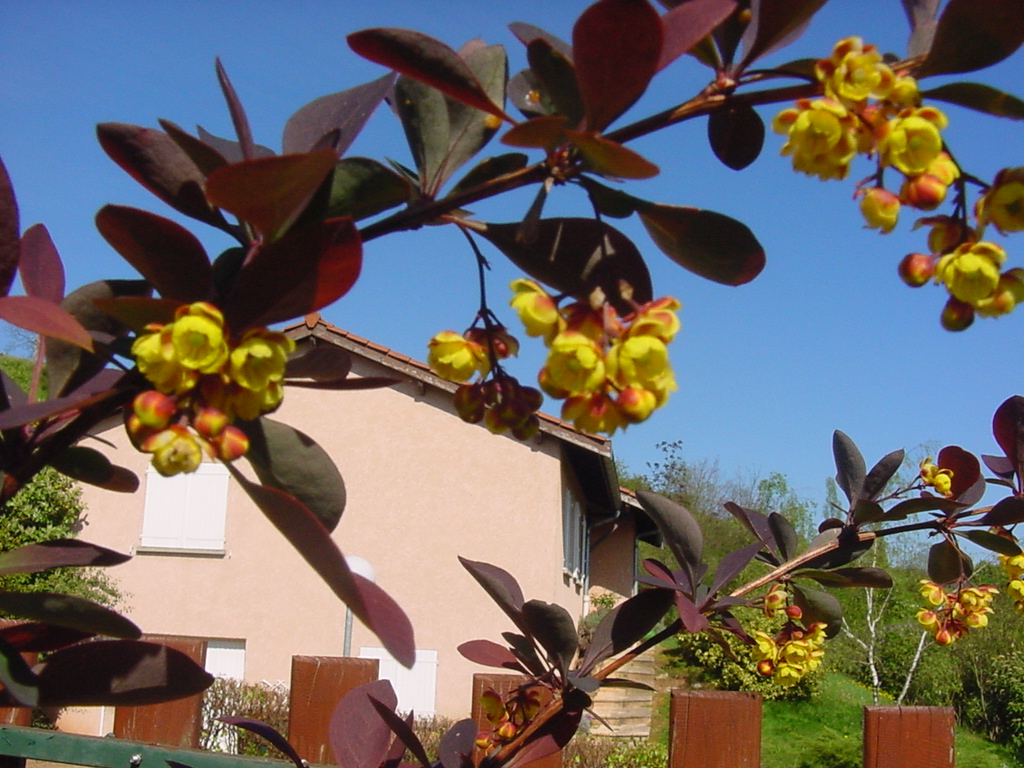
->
[[637, 203, 764, 286], [674, 592, 709, 633], [573, 0, 663, 131], [570, 132, 660, 179], [449, 153, 529, 197], [0, 636, 38, 706], [196, 126, 276, 164], [833, 430, 866, 505], [527, 38, 585, 127], [738, 0, 828, 71], [19, 224, 64, 303], [34, 640, 213, 707], [916, 0, 1024, 77], [902, 0, 940, 57], [50, 447, 139, 493], [0, 592, 139, 639], [284, 73, 396, 155], [862, 449, 905, 501], [0, 156, 18, 298], [502, 631, 548, 677], [923, 82, 1024, 120], [96, 123, 228, 229], [159, 119, 229, 176], [0, 539, 129, 577], [978, 496, 1024, 526], [438, 718, 477, 768], [215, 58, 257, 161], [326, 157, 412, 222], [636, 491, 703, 582], [578, 587, 674, 673], [331, 679, 398, 768], [993, 395, 1024, 482], [348, 29, 509, 121], [983, 453, 1016, 478], [0, 296, 93, 350], [659, 0, 738, 70], [880, 495, 964, 522], [962, 529, 1022, 557], [509, 22, 573, 58], [505, 710, 582, 768], [791, 584, 842, 637], [0, 623, 93, 653], [479, 218, 651, 315], [796, 566, 893, 588], [928, 539, 971, 585], [852, 499, 885, 525], [723, 502, 777, 554], [206, 149, 338, 241], [0, 386, 121, 432], [95, 205, 212, 302], [221, 717, 304, 768], [240, 416, 346, 532], [938, 445, 982, 503], [457, 639, 524, 671], [767, 513, 797, 561], [522, 600, 578, 671], [224, 217, 362, 330], [368, 696, 432, 768], [707, 102, 765, 170], [458, 557, 528, 635], [708, 541, 764, 596]]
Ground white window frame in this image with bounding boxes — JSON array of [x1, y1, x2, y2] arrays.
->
[[139, 462, 229, 555], [562, 478, 589, 584]]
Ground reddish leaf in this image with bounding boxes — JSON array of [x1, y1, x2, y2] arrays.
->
[[284, 73, 396, 155], [962, 529, 1022, 557], [636, 491, 704, 579], [0, 623, 93, 653], [457, 639, 523, 670], [979, 496, 1024, 526], [220, 717, 304, 768], [923, 82, 1024, 121], [206, 149, 338, 241], [509, 22, 573, 59], [738, 0, 828, 71], [225, 217, 362, 329], [331, 680, 398, 768], [675, 592, 709, 633], [215, 58, 257, 161], [19, 224, 64, 303], [0, 539, 130, 576], [707, 102, 765, 170], [159, 119, 230, 177], [928, 539, 971, 585], [96, 123, 228, 229], [458, 557, 528, 635], [917, 0, 1024, 77], [569, 132, 660, 179], [522, 600, 579, 671], [501, 115, 570, 149], [0, 592, 139, 639], [0, 296, 92, 350], [91, 296, 180, 334], [347, 28, 511, 122], [33, 640, 214, 707], [505, 710, 582, 768], [478, 218, 652, 315], [95, 205, 212, 302], [527, 39, 585, 127], [196, 126, 276, 164], [659, 0, 738, 70], [0, 388, 121, 431], [937, 445, 982, 502], [993, 395, 1024, 480], [367, 696, 433, 768], [0, 156, 18, 298], [573, 0, 664, 131], [638, 203, 764, 285], [578, 587, 674, 673]]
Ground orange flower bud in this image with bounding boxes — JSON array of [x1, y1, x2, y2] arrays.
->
[[133, 390, 177, 429], [192, 406, 229, 439], [940, 297, 975, 332], [898, 253, 934, 287], [859, 187, 900, 232]]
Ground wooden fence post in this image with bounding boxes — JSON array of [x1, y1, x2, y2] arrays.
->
[[471, 673, 560, 768], [863, 706, 955, 768], [113, 635, 208, 748], [669, 690, 761, 768], [287, 655, 379, 766]]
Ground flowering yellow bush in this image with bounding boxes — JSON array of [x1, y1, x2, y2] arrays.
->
[[752, 621, 827, 686], [916, 580, 997, 645]]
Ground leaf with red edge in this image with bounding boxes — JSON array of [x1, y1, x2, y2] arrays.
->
[[225, 217, 362, 330], [33, 640, 213, 707], [478, 218, 652, 316], [573, 0, 663, 131], [331, 679, 398, 768], [226, 467, 414, 668], [159, 120, 229, 177], [501, 115, 570, 149], [95, 205, 212, 302], [509, 22, 573, 58], [284, 73, 396, 155], [0, 296, 93, 350], [206, 149, 338, 242], [916, 0, 1024, 78], [19, 224, 64, 303], [0, 539, 130, 576], [220, 717, 304, 768], [937, 445, 982, 502], [707, 102, 765, 170], [738, 0, 828, 71], [659, 0, 738, 70], [96, 123, 228, 230], [457, 639, 524, 671], [0, 623, 93, 653], [569, 132, 660, 179], [993, 395, 1024, 481], [0, 156, 18, 298], [216, 58, 257, 162], [637, 203, 764, 285], [348, 29, 511, 122]]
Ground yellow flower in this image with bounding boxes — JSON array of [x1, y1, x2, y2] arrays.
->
[[877, 107, 947, 176], [773, 98, 859, 181], [145, 425, 206, 476], [230, 328, 295, 392], [979, 168, 1024, 234], [561, 392, 623, 435], [975, 270, 1024, 317], [629, 297, 681, 343], [427, 330, 490, 383], [132, 325, 198, 395], [919, 579, 946, 607], [858, 187, 900, 233], [543, 331, 606, 394], [510, 279, 562, 339], [751, 631, 778, 663], [935, 241, 1006, 305], [606, 335, 676, 396], [616, 386, 658, 424], [171, 302, 229, 373], [1000, 554, 1024, 579], [816, 37, 895, 104]]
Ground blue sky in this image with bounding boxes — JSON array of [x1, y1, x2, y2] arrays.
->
[[1, 1, 1023, 511]]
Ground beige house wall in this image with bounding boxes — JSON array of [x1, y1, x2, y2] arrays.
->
[[78, 351, 615, 722]]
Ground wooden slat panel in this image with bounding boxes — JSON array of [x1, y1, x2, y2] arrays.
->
[[471, 673, 560, 768], [669, 690, 761, 768], [287, 656, 379, 766], [863, 706, 955, 768], [113, 635, 207, 747]]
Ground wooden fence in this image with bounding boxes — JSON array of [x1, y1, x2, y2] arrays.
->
[[0, 656, 958, 768]]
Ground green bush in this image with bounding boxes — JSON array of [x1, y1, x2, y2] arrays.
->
[[201, 677, 290, 756], [564, 737, 667, 768]]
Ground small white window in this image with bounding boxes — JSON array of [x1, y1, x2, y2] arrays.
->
[[140, 462, 229, 554], [360, 647, 437, 716], [562, 482, 589, 583], [205, 639, 246, 680]]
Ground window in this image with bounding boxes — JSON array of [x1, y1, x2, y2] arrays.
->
[[562, 480, 589, 584], [139, 462, 229, 554], [205, 638, 246, 680], [359, 647, 438, 716]]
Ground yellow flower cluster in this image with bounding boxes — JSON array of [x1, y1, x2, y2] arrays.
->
[[752, 622, 827, 687], [475, 687, 543, 750], [129, 302, 294, 475], [1000, 554, 1024, 613], [917, 580, 997, 645], [918, 457, 954, 498], [510, 279, 679, 436]]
